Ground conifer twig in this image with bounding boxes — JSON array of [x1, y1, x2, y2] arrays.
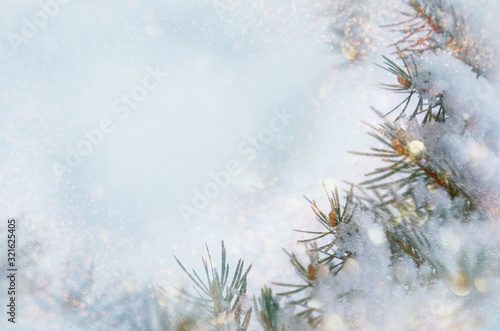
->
[[174, 241, 252, 330]]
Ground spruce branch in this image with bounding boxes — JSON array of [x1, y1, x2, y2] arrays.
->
[[174, 241, 252, 330], [347, 113, 478, 274], [376, 51, 445, 123], [271, 186, 360, 327], [253, 286, 285, 331], [352, 180, 449, 279], [387, 0, 488, 75], [352, 117, 469, 204], [273, 248, 326, 328], [296, 185, 357, 265]]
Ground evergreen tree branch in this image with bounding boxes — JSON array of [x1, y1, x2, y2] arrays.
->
[[387, 0, 489, 75], [174, 241, 252, 330]]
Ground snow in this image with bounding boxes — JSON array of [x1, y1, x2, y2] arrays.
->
[[1, 0, 500, 329]]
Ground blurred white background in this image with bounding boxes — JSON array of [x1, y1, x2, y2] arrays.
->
[[0, 0, 398, 328]]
